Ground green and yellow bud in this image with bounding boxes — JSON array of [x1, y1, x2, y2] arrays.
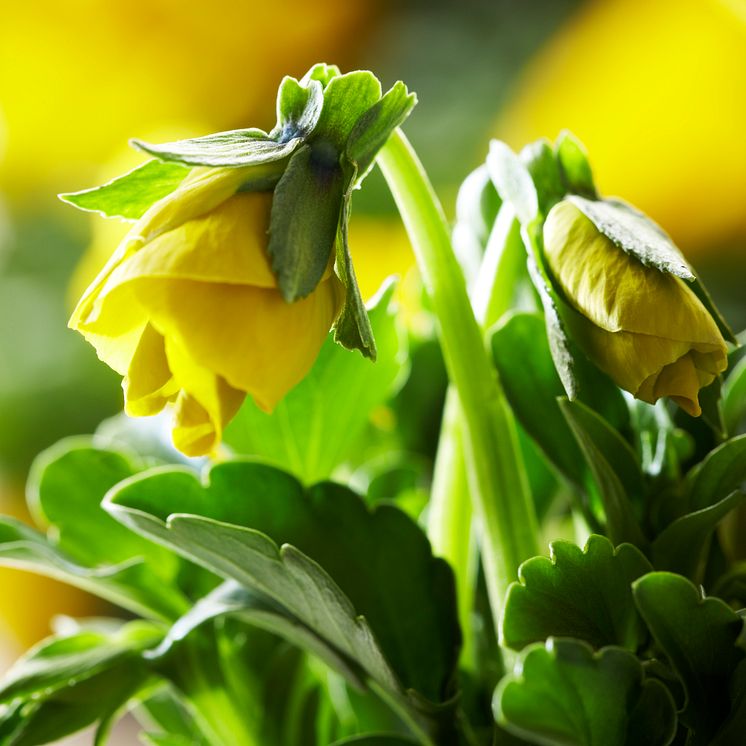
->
[[70, 167, 344, 457], [543, 200, 728, 416]]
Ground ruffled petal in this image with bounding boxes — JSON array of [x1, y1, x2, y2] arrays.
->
[[123, 324, 178, 416], [164, 335, 245, 456], [137, 274, 344, 411]]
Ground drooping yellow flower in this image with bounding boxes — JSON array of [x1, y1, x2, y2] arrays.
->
[[543, 201, 728, 416], [70, 167, 344, 456]]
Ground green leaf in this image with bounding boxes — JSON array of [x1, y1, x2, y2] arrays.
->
[[487, 140, 538, 225], [686, 434, 746, 512], [346, 81, 417, 180], [554, 131, 596, 198], [312, 71, 382, 152], [59, 159, 191, 220], [330, 737, 417, 745], [0, 621, 160, 703], [494, 638, 677, 746], [651, 491, 746, 579], [502, 535, 652, 652], [559, 399, 646, 547], [132, 128, 302, 167], [568, 196, 694, 281], [633, 572, 745, 738], [28, 438, 178, 574], [105, 462, 460, 712], [723, 357, 746, 436], [224, 281, 405, 482], [268, 144, 344, 301], [333, 170, 377, 358], [0, 516, 188, 620]]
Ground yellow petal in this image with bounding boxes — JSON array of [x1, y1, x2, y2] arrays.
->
[[544, 201, 725, 346], [652, 353, 703, 417], [138, 274, 344, 412], [77, 323, 147, 377], [164, 335, 245, 457], [123, 324, 178, 417]]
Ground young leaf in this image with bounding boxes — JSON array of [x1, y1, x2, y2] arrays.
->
[[60, 160, 191, 220], [502, 535, 652, 652], [555, 130, 597, 198], [267, 144, 344, 301], [559, 399, 646, 547], [494, 638, 676, 746], [633, 572, 745, 738], [105, 462, 460, 708], [487, 141, 538, 226], [224, 281, 405, 482], [651, 490, 746, 579]]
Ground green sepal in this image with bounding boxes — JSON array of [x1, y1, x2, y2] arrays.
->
[[271, 76, 325, 142], [267, 144, 344, 301], [333, 164, 377, 359], [346, 81, 417, 181], [131, 128, 303, 168], [59, 159, 191, 220], [568, 196, 695, 280], [555, 130, 597, 198], [518, 138, 564, 218], [301, 62, 342, 88]]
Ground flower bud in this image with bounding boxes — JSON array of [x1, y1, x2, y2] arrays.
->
[[543, 200, 728, 416], [70, 168, 344, 456]]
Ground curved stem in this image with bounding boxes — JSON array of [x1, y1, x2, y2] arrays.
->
[[377, 130, 539, 623]]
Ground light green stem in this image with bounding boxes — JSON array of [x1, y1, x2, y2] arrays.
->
[[427, 388, 476, 669], [377, 130, 539, 623]]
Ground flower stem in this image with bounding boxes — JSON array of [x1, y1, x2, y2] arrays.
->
[[377, 130, 540, 624]]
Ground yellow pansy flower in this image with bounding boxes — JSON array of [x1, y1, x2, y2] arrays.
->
[[543, 201, 728, 416], [70, 167, 344, 456]]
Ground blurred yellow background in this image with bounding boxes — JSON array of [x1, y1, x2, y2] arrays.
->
[[0, 0, 744, 672]]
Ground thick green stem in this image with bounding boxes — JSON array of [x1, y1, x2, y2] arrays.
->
[[377, 130, 539, 622]]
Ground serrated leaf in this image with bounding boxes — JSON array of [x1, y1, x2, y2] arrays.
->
[[0, 517, 187, 620], [225, 281, 405, 482], [555, 131, 596, 198], [487, 141, 538, 225], [559, 399, 646, 547], [568, 196, 694, 281], [633, 572, 745, 738], [132, 128, 302, 168], [333, 174, 377, 358], [105, 462, 460, 734], [346, 82, 417, 180], [652, 491, 746, 579], [494, 638, 677, 746], [59, 160, 191, 220], [686, 434, 746, 512], [267, 144, 343, 301], [502, 535, 652, 652]]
